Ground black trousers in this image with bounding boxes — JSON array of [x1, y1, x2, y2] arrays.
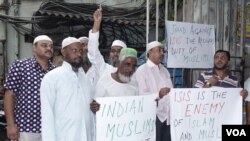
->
[[156, 117, 171, 141]]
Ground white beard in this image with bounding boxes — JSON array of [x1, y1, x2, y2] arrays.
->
[[118, 73, 131, 83]]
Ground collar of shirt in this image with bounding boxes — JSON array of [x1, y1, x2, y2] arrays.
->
[[146, 59, 158, 68], [62, 61, 84, 74], [212, 68, 233, 77], [146, 59, 164, 72], [31, 56, 55, 71]]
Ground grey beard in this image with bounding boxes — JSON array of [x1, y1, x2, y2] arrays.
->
[[109, 57, 119, 67], [118, 73, 131, 83]]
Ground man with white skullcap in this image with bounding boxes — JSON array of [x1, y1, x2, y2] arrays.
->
[[79, 6, 127, 85], [80, 6, 128, 89], [87, 37, 127, 81], [78, 37, 89, 70], [109, 39, 127, 67], [40, 36, 94, 141], [79, 36, 89, 46], [4, 35, 55, 141], [85, 38, 127, 84], [135, 41, 173, 141], [90, 47, 138, 113]]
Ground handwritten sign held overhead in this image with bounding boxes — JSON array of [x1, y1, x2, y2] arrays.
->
[[170, 88, 242, 141], [95, 95, 157, 141], [166, 21, 215, 68]]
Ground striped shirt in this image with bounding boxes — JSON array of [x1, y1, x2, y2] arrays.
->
[[194, 70, 240, 88]]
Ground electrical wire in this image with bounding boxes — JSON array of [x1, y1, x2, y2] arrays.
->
[[0, 1, 166, 54]]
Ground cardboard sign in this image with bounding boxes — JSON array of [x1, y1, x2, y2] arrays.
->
[[170, 88, 242, 141], [166, 21, 215, 68], [95, 95, 157, 141]]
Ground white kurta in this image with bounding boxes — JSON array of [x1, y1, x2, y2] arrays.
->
[[83, 30, 116, 141], [87, 30, 117, 84], [135, 59, 173, 125], [94, 74, 138, 98], [85, 30, 101, 88], [40, 62, 93, 141]]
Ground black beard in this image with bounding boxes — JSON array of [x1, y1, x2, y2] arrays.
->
[[70, 59, 83, 69], [214, 64, 228, 70], [71, 62, 82, 68]]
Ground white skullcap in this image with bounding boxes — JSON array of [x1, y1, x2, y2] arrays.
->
[[146, 41, 163, 55], [78, 36, 89, 43], [33, 35, 52, 44], [111, 40, 127, 48], [62, 37, 80, 48]]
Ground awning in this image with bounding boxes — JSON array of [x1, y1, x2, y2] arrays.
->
[[33, 1, 165, 28], [31, 1, 165, 52]]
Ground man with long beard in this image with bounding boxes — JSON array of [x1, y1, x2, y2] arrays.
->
[[78, 36, 92, 73], [78, 6, 127, 88], [40, 37, 93, 141], [108, 40, 127, 67]]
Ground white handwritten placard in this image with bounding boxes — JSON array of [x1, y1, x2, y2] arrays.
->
[[95, 95, 157, 141], [166, 21, 215, 68], [170, 88, 242, 141]]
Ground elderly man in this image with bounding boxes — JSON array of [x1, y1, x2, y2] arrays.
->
[[135, 41, 173, 141], [79, 36, 92, 73], [80, 6, 127, 85], [40, 37, 93, 141], [88, 39, 127, 77], [78, 37, 89, 49], [108, 40, 127, 67], [90, 47, 138, 112], [77, 6, 102, 87], [4, 35, 55, 141]]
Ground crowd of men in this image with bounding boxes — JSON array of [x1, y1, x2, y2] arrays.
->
[[2, 5, 250, 141]]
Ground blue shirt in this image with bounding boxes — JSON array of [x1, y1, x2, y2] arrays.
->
[[4, 57, 55, 133]]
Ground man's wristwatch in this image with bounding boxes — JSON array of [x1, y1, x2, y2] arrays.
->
[[206, 82, 212, 87]]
